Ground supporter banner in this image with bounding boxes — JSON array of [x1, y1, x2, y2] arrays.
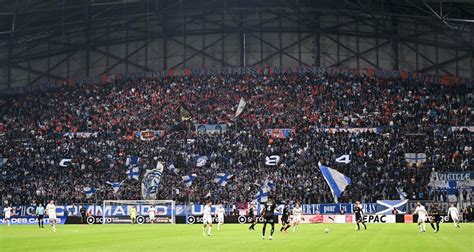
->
[[407, 201, 450, 213], [428, 172, 473, 190], [195, 124, 227, 134], [63, 132, 98, 138], [135, 130, 165, 141], [0, 216, 67, 225], [265, 155, 280, 166], [301, 203, 376, 214], [431, 172, 472, 181], [375, 200, 408, 214], [263, 128, 295, 139], [2, 66, 473, 96], [310, 127, 381, 134], [450, 126, 474, 133]]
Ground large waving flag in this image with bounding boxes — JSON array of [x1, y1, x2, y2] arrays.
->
[[126, 155, 140, 180], [141, 162, 164, 200], [83, 187, 97, 198], [254, 186, 269, 202], [106, 181, 124, 193], [182, 174, 197, 187], [214, 173, 233, 186], [234, 97, 246, 117], [318, 163, 351, 203], [126, 156, 140, 166], [126, 167, 140, 180]]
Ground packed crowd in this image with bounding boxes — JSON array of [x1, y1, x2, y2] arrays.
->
[[0, 71, 472, 206]]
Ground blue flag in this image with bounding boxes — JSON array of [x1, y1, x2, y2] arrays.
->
[[214, 173, 233, 186], [83, 187, 96, 198], [318, 163, 351, 203], [182, 174, 197, 187], [396, 187, 407, 200], [265, 180, 276, 190], [254, 186, 269, 202], [126, 167, 140, 180], [106, 181, 123, 193], [168, 163, 180, 175], [126, 156, 140, 166], [375, 199, 408, 214]]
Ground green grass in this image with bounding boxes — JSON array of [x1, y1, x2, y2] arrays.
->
[[1, 223, 473, 252]]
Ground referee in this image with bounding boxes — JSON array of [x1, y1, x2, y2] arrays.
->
[[36, 204, 45, 228]]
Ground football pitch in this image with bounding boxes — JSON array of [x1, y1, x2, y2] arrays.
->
[[1, 223, 473, 252]]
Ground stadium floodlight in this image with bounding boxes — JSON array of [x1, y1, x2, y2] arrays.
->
[[101, 200, 175, 224]]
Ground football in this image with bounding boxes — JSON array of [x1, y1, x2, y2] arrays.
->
[[324, 228, 330, 234]]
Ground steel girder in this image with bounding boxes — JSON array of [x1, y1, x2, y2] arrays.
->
[[0, 0, 473, 89]]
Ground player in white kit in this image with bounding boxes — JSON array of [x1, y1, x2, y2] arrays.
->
[[3, 205, 13, 226], [215, 204, 225, 231], [202, 201, 213, 236], [46, 200, 57, 232], [448, 204, 461, 228], [413, 202, 427, 232], [148, 205, 156, 224], [292, 202, 303, 232]]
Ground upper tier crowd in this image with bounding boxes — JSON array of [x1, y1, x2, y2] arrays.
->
[[0, 71, 472, 206]]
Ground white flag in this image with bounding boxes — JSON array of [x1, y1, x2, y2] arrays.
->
[[234, 98, 246, 117], [318, 164, 351, 203]]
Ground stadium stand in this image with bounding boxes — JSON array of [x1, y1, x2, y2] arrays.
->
[[0, 71, 472, 206]]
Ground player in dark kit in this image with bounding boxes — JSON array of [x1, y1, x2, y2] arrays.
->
[[248, 202, 257, 231], [261, 197, 276, 240], [354, 201, 367, 231], [280, 202, 291, 233], [430, 204, 441, 233]]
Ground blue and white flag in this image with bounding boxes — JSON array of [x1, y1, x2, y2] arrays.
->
[[106, 181, 124, 193], [396, 187, 407, 200], [264, 179, 276, 190], [83, 187, 96, 198], [126, 167, 140, 180], [255, 186, 269, 202], [141, 162, 164, 200], [214, 173, 233, 186], [126, 156, 140, 166], [318, 163, 351, 203], [404, 153, 426, 164], [168, 163, 180, 175], [196, 156, 208, 167], [182, 174, 197, 187], [375, 199, 408, 214]]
